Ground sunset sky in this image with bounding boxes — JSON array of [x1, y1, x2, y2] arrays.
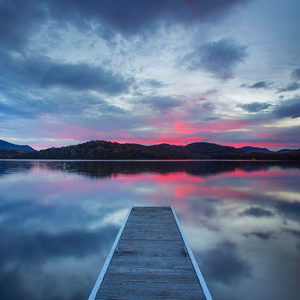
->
[[1, 0, 300, 150]]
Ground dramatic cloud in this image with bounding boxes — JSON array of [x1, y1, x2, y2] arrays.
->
[[0, 90, 126, 120], [243, 231, 277, 240], [273, 97, 300, 119], [197, 241, 251, 285], [0, 101, 33, 119], [276, 201, 300, 219], [0, 0, 46, 51], [139, 96, 182, 112], [40, 63, 132, 94], [184, 38, 248, 79], [291, 68, 300, 81], [240, 81, 272, 89], [277, 82, 300, 93], [283, 228, 300, 238], [0, 0, 249, 52], [0, 51, 131, 120], [239, 102, 272, 113], [0, 53, 132, 95], [240, 206, 274, 217], [48, 0, 248, 38]]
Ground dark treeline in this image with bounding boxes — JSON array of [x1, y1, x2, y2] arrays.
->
[[0, 149, 28, 159], [14, 141, 242, 160], [1, 140, 300, 160]]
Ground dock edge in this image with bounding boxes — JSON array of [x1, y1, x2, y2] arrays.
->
[[88, 206, 133, 300], [171, 206, 213, 300]]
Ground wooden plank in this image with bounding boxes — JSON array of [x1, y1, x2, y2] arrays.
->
[[88, 206, 212, 300], [109, 255, 191, 269], [97, 282, 204, 299]]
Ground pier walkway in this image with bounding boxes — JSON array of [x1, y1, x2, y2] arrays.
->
[[88, 206, 212, 300]]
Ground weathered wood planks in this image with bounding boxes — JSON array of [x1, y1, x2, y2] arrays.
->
[[88, 206, 212, 300]]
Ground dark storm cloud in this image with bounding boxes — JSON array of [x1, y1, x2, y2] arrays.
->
[[39, 62, 133, 94], [0, 101, 34, 119], [0, 85, 126, 120], [239, 102, 272, 113], [0, 51, 130, 119], [196, 241, 251, 285], [273, 97, 300, 119], [5, 92, 125, 120], [0, 0, 46, 51], [0, 0, 249, 52], [277, 82, 300, 93], [275, 67, 300, 93], [282, 228, 300, 251], [240, 81, 272, 89], [243, 231, 277, 240], [0, 51, 133, 95], [276, 201, 300, 218], [183, 38, 248, 79], [240, 206, 274, 217], [46, 94, 127, 115], [48, 0, 248, 38], [291, 68, 300, 81], [283, 228, 300, 238], [23, 56, 132, 94], [139, 96, 182, 112]]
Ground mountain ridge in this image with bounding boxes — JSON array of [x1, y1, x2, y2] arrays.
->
[[239, 146, 272, 153], [12, 140, 300, 160], [15, 140, 242, 159], [0, 139, 35, 152]]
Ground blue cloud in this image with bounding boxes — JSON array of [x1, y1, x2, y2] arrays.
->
[[239, 102, 272, 113], [240, 206, 274, 217], [241, 81, 273, 89], [0, 52, 133, 95], [138, 96, 181, 112], [277, 82, 300, 93], [0, 0, 46, 51], [183, 38, 248, 79], [49, 0, 248, 38], [273, 97, 300, 119], [0, 0, 249, 53], [291, 68, 300, 81]]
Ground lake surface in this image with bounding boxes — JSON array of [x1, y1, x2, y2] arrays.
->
[[0, 160, 300, 300]]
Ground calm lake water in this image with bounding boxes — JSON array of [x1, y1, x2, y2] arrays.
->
[[0, 160, 300, 300]]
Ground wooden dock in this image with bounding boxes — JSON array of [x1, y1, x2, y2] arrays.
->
[[88, 206, 212, 300]]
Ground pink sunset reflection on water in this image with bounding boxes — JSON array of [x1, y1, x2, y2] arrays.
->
[[1, 160, 300, 300]]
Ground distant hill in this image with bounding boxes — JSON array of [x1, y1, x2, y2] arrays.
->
[[277, 149, 294, 153], [239, 146, 272, 153], [5, 139, 300, 160], [0, 139, 35, 152], [15, 141, 242, 160]]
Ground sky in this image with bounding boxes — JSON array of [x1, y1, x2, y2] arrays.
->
[[0, 0, 300, 150]]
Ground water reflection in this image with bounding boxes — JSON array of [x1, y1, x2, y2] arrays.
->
[[0, 160, 300, 300]]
